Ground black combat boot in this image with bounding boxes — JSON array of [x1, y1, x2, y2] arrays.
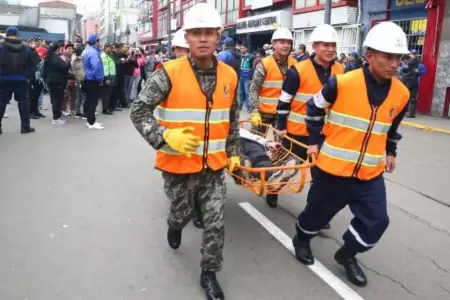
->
[[334, 246, 367, 287], [20, 127, 35, 134], [407, 103, 416, 118], [167, 227, 182, 249], [292, 234, 314, 265], [200, 270, 224, 300], [266, 194, 278, 208], [192, 201, 204, 229]]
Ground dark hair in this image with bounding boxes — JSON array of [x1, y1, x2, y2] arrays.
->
[[75, 46, 83, 56], [65, 43, 74, 49], [45, 43, 60, 61], [257, 47, 265, 57]]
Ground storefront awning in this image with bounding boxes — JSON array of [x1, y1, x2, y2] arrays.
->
[[139, 31, 153, 43]]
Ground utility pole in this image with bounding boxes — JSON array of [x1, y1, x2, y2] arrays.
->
[[167, 0, 172, 51], [324, 0, 332, 25]]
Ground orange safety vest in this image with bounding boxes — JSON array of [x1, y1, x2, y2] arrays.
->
[[287, 60, 344, 136], [258, 56, 296, 114], [155, 57, 238, 174], [317, 69, 409, 180]]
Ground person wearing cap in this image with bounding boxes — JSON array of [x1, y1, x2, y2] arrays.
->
[[0, 26, 36, 135], [249, 28, 296, 207], [27, 37, 46, 120], [130, 3, 239, 299], [344, 51, 362, 73], [400, 49, 426, 118], [217, 37, 241, 78], [82, 34, 104, 129], [100, 42, 116, 115], [171, 28, 189, 59], [291, 22, 410, 287], [275, 24, 344, 209]]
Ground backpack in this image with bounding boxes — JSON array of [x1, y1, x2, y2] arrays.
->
[[35, 61, 45, 83], [224, 50, 241, 79]]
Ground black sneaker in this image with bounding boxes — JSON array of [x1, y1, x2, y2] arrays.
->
[[30, 113, 40, 119], [36, 112, 46, 118], [102, 110, 113, 115]]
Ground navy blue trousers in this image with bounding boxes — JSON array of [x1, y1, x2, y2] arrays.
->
[[296, 168, 389, 255], [0, 81, 30, 129]]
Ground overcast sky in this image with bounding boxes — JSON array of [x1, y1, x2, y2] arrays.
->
[[18, 0, 100, 14]]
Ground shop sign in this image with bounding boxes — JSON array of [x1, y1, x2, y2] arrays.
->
[[236, 11, 292, 34]]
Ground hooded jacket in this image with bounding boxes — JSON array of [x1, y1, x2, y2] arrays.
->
[[0, 38, 33, 81]]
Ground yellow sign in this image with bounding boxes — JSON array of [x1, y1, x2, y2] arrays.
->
[[395, 0, 425, 6], [410, 19, 427, 34]]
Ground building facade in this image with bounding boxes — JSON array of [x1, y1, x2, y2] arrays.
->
[[82, 12, 101, 42], [113, 0, 139, 45], [100, 0, 117, 43]]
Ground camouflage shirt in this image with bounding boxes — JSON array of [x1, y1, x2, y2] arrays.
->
[[130, 55, 240, 158], [249, 56, 291, 113]]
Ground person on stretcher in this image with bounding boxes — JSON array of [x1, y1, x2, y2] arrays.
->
[[238, 128, 300, 184]]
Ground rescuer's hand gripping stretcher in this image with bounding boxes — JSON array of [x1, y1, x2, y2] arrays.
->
[[226, 121, 315, 197]]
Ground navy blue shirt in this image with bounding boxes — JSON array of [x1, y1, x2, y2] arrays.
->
[[306, 67, 407, 156]]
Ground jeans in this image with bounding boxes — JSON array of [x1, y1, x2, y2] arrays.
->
[[126, 75, 140, 103], [0, 81, 30, 129], [29, 80, 43, 114], [239, 78, 251, 112], [124, 75, 131, 103], [47, 82, 66, 120], [75, 84, 85, 115], [101, 84, 113, 111], [38, 90, 43, 106], [83, 80, 100, 125]]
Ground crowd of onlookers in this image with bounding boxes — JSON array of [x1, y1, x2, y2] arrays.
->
[[0, 26, 172, 134]]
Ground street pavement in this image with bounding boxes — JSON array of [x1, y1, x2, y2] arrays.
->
[[1, 99, 449, 300]]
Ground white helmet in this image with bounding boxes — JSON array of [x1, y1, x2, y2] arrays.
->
[[271, 28, 293, 42], [309, 24, 338, 43], [363, 21, 409, 54], [183, 3, 223, 31], [172, 29, 189, 49]]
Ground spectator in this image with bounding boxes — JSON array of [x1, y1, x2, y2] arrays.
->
[[44, 43, 70, 125], [62, 43, 76, 116], [344, 52, 362, 73], [101, 42, 116, 115], [238, 43, 254, 112], [401, 50, 426, 118], [217, 37, 241, 79], [71, 46, 86, 118], [294, 44, 309, 62], [82, 34, 104, 129], [27, 38, 45, 119]]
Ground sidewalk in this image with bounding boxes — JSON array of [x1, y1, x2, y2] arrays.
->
[[401, 114, 450, 134]]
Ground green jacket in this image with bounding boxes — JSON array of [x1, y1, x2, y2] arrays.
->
[[101, 52, 116, 83]]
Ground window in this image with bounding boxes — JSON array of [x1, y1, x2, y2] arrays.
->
[[296, 0, 342, 9], [158, 11, 169, 38], [215, 0, 238, 25]]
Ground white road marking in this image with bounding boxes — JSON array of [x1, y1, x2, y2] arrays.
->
[[239, 202, 365, 300]]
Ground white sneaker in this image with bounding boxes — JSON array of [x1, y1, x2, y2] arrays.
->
[[62, 111, 71, 117], [268, 157, 299, 187], [87, 122, 104, 130], [3, 113, 7, 118], [52, 118, 66, 125]]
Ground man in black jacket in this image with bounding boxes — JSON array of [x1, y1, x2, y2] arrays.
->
[[0, 27, 36, 134], [28, 38, 45, 119]]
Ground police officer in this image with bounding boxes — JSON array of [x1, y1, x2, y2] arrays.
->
[[249, 27, 296, 208], [291, 22, 410, 287], [171, 28, 189, 59], [275, 24, 344, 211], [0, 26, 36, 135], [130, 3, 240, 299]]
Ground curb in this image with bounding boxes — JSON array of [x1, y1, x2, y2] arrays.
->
[[401, 121, 450, 135]]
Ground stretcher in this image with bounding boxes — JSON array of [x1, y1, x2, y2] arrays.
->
[[226, 121, 315, 196]]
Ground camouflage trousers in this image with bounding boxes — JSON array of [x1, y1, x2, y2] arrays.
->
[[252, 113, 276, 135], [162, 169, 227, 272]]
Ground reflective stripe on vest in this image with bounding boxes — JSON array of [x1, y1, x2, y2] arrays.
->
[[160, 139, 227, 155], [155, 57, 238, 174], [327, 110, 391, 135], [156, 107, 230, 124], [317, 69, 409, 180], [258, 56, 296, 114], [287, 59, 344, 136]]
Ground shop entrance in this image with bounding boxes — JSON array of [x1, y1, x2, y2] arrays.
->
[[246, 31, 273, 51]]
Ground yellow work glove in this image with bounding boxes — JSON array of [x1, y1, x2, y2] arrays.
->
[[251, 112, 262, 126], [228, 156, 241, 172], [162, 127, 201, 158]]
